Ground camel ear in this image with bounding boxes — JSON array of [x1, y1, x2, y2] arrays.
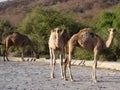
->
[[62, 29, 68, 34], [60, 30, 65, 35], [113, 29, 116, 32]]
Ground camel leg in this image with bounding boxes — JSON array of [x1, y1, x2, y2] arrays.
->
[[3, 49, 9, 61], [21, 47, 25, 61], [51, 49, 56, 78], [30, 50, 36, 61], [64, 43, 74, 81], [66, 43, 74, 81], [3, 50, 6, 61], [68, 51, 74, 81], [63, 45, 68, 80], [49, 48, 53, 78], [6, 51, 9, 61], [59, 51, 64, 79], [92, 48, 98, 83], [50, 49, 56, 78], [63, 56, 68, 80]]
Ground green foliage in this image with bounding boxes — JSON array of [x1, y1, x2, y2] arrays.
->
[[113, 4, 120, 32], [17, 7, 85, 55], [2, 5, 120, 61], [0, 19, 14, 41], [96, 11, 115, 29], [95, 11, 115, 39], [74, 47, 93, 60], [0, 19, 14, 55], [95, 4, 120, 61]]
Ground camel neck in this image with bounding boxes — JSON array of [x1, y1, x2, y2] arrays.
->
[[105, 33, 114, 48]]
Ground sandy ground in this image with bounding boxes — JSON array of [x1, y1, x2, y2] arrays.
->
[[0, 58, 120, 90]]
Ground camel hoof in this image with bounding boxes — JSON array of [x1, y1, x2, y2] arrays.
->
[[61, 77, 64, 80], [51, 75, 55, 79], [64, 78, 67, 81], [63, 77, 68, 81], [93, 79, 97, 83], [61, 76, 64, 79], [70, 79, 75, 82], [51, 76, 55, 79]]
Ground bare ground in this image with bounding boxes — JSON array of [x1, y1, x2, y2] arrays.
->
[[0, 58, 120, 90]]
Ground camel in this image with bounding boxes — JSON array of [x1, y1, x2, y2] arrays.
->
[[48, 27, 69, 79], [63, 28, 116, 82], [3, 32, 39, 61]]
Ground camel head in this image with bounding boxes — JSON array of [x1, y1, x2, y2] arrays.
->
[[54, 27, 66, 38], [50, 27, 69, 48], [105, 28, 116, 48], [54, 27, 62, 34], [108, 28, 116, 35], [52, 27, 62, 47]]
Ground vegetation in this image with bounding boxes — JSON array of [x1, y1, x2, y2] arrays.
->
[[17, 7, 85, 56], [1, 3, 120, 61], [94, 4, 120, 61]]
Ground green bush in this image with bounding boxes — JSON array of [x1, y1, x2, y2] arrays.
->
[[17, 7, 86, 56], [0, 19, 14, 41], [74, 47, 93, 60], [94, 4, 120, 61]]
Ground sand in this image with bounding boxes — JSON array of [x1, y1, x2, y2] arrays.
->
[[0, 58, 120, 90]]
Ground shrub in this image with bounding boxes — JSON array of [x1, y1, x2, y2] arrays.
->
[[17, 7, 86, 56]]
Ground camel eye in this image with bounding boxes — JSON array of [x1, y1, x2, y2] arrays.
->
[[57, 29, 62, 33], [113, 29, 116, 32], [58, 30, 60, 33], [90, 32, 94, 37]]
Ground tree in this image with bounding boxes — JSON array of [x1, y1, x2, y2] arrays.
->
[[94, 4, 120, 61], [0, 19, 14, 42], [17, 7, 85, 55], [0, 19, 14, 55]]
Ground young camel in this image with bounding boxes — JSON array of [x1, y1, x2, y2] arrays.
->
[[64, 28, 116, 82], [3, 32, 39, 61], [48, 27, 69, 79]]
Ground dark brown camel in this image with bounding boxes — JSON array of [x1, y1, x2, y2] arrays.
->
[[3, 32, 39, 61]]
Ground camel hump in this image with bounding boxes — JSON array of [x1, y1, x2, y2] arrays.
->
[[78, 28, 96, 41], [76, 28, 97, 50]]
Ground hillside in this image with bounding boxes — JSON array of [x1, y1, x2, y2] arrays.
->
[[0, 0, 120, 25]]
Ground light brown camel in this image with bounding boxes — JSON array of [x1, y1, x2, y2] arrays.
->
[[48, 27, 69, 79], [3, 32, 39, 61], [63, 28, 116, 82]]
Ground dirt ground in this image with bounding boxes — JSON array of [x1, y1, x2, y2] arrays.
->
[[0, 58, 120, 90]]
